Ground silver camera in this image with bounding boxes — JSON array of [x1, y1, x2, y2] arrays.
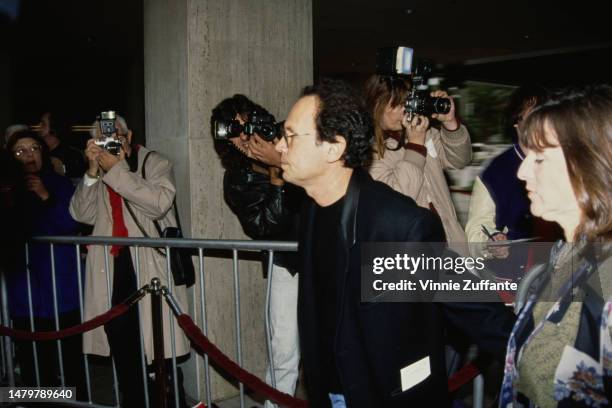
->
[[95, 111, 122, 155]]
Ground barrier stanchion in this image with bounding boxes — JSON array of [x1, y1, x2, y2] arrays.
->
[[151, 278, 167, 408], [161, 287, 309, 408]]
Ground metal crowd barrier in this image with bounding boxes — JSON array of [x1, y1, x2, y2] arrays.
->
[[0, 235, 489, 408], [0, 235, 297, 408]]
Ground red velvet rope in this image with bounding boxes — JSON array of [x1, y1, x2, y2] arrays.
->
[[447, 362, 480, 392], [0, 299, 479, 400], [176, 314, 308, 408], [0, 303, 129, 341]]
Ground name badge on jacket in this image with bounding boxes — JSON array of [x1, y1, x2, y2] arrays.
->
[[400, 356, 431, 391]]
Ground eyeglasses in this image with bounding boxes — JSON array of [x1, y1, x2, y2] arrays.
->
[[280, 128, 310, 147], [13, 144, 42, 157]]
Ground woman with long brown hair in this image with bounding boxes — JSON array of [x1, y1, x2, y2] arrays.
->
[[500, 84, 612, 407], [365, 74, 472, 246]]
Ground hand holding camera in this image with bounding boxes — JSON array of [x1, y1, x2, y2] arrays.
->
[[85, 138, 102, 177], [249, 134, 282, 167], [429, 90, 458, 130], [402, 114, 429, 145], [213, 110, 281, 142], [86, 111, 128, 176], [376, 46, 454, 124], [95, 111, 122, 155], [97, 147, 124, 172], [85, 138, 125, 175]]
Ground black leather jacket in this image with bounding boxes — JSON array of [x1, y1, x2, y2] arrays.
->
[[223, 165, 302, 275]]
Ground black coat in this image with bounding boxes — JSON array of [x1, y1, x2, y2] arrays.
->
[[224, 166, 303, 274], [298, 168, 515, 407]]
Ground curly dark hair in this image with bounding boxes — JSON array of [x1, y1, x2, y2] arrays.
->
[[210, 94, 275, 169], [301, 78, 373, 168]]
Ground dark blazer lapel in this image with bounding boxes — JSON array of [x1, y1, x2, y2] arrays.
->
[[339, 168, 362, 250]]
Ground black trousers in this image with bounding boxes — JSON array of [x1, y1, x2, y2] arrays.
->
[[13, 310, 87, 400], [104, 247, 187, 408]]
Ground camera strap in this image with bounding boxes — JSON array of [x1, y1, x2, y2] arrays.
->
[[123, 150, 177, 258]]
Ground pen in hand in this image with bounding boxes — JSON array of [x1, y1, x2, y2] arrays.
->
[[481, 225, 496, 241]]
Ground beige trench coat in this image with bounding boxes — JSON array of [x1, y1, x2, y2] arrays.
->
[[70, 147, 190, 361], [369, 125, 471, 252]]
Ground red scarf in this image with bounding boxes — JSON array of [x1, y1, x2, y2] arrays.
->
[[107, 186, 128, 256], [106, 145, 141, 256]]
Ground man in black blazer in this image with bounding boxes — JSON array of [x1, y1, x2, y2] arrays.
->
[[275, 79, 515, 407]]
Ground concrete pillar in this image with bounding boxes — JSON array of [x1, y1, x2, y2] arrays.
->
[[144, 0, 312, 401]]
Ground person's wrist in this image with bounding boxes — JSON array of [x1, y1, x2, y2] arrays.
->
[[86, 169, 99, 178], [442, 118, 460, 132], [270, 177, 284, 187], [407, 132, 426, 145]]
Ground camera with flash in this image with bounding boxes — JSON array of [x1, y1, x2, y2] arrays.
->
[[376, 47, 451, 121], [95, 111, 122, 155]]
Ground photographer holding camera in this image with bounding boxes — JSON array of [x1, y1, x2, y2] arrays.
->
[[211, 95, 302, 408], [365, 73, 471, 246], [69, 113, 190, 407]]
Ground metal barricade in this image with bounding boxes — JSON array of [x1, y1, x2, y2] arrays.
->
[[0, 235, 297, 408], [0, 235, 489, 407]]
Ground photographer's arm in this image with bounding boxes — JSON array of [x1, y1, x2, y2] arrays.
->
[[69, 176, 100, 225], [103, 153, 175, 219], [465, 177, 499, 257], [369, 147, 426, 200], [69, 139, 102, 225], [223, 170, 290, 239], [249, 134, 285, 186], [430, 91, 472, 170], [434, 125, 472, 170], [249, 135, 283, 168]]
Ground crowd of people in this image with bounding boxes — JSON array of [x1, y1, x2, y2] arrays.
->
[[0, 77, 611, 407], [1, 113, 189, 406]]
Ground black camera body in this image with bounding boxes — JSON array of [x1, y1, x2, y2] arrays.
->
[[376, 47, 451, 120], [404, 61, 451, 120], [243, 111, 279, 141], [214, 110, 279, 142], [95, 111, 122, 155]]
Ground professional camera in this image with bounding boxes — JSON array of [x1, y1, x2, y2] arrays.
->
[[95, 111, 122, 155], [376, 46, 451, 121], [404, 61, 451, 120], [214, 110, 280, 142]]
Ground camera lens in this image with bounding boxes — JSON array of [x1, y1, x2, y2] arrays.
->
[[258, 125, 276, 141], [431, 97, 451, 114]]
